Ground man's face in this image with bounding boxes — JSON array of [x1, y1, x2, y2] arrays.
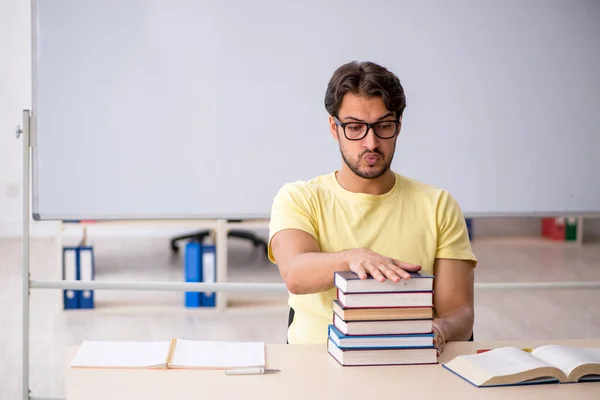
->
[[329, 93, 400, 180]]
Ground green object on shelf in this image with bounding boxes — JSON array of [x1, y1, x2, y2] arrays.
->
[[565, 217, 578, 241]]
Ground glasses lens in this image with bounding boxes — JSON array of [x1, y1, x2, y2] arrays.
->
[[344, 123, 367, 139], [374, 122, 397, 138]]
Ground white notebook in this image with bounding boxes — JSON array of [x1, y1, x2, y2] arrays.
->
[[70, 339, 266, 370]]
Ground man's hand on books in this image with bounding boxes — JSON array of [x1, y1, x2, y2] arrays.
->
[[433, 320, 447, 356], [344, 248, 421, 282]]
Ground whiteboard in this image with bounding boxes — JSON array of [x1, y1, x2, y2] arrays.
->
[[32, 0, 600, 220]]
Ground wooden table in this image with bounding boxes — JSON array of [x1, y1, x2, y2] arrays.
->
[[65, 339, 600, 399]]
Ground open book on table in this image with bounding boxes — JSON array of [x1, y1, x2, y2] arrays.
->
[[70, 339, 265, 370], [442, 345, 600, 387]]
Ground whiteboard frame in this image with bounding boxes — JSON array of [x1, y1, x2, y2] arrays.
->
[[31, 0, 40, 219], [29, 0, 600, 221]]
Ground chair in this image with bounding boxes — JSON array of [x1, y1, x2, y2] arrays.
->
[[169, 220, 268, 256]]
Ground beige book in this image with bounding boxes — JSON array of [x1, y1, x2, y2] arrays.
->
[[332, 300, 433, 321]]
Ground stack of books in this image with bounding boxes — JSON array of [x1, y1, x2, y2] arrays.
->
[[327, 270, 437, 366]]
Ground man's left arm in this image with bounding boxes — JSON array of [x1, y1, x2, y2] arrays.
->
[[432, 258, 475, 353], [432, 190, 478, 354]]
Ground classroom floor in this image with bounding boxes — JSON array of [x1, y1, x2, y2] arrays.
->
[[1, 235, 599, 399]]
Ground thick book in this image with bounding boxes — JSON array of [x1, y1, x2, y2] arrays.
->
[[333, 312, 433, 336], [328, 324, 434, 349], [70, 339, 265, 370], [337, 289, 433, 308], [442, 345, 600, 387], [334, 271, 434, 293], [332, 300, 433, 321], [327, 338, 437, 366]]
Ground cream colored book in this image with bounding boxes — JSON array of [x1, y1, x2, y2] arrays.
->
[[443, 345, 600, 387], [70, 339, 266, 370]]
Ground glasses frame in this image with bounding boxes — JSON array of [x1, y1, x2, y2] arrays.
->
[[334, 116, 400, 141]]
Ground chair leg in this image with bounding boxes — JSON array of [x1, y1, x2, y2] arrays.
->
[[170, 228, 268, 257], [286, 307, 295, 344], [228, 230, 268, 257], [170, 230, 211, 253]]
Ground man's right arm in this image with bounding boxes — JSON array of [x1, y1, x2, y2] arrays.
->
[[270, 228, 349, 294], [270, 228, 421, 295]]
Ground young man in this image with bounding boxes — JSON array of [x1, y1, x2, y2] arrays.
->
[[268, 61, 477, 354]]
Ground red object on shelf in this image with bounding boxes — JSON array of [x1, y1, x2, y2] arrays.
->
[[541, 218, 565, 240]]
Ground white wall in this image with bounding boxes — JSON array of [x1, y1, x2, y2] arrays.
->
[[1, 0, 61, 237], [0, 0, 598, 240], [0, 0, 29, 236]]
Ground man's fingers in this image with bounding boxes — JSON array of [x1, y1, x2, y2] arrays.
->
[[355, 257, 422, 282], [390, 264, 411, 280], [365, 263, 386, 282], [377, 263, 402, 282], [384, 258, 414, 279], [391, 259, 422, 272], [352, 264, 368, 280]]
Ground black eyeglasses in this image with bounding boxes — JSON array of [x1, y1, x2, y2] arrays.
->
[[334, 116, 400, 140]]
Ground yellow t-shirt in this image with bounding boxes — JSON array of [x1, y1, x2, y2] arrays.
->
[[268, 171, 477, 344]]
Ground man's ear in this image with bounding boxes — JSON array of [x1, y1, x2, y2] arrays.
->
[[329, 115, 339, 141]]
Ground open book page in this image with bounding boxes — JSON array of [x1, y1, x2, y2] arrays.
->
[[169, 339, 265, 369], [444, 346, 564, 386], [532, 345, 600, 380], [70, 340, 172, 368], [465, 347, 557, 377]]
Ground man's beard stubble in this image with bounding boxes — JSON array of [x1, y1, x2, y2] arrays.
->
[[339, 146, 393, 180]]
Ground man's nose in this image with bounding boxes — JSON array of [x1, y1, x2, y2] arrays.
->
[[361, 128, 380, 150]]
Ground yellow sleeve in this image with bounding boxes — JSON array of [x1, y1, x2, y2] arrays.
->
[[267, 182, 318, 264], [435, 191, 477, 267]]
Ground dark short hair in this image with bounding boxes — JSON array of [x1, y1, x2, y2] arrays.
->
[[324, 61, 406, 120]]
